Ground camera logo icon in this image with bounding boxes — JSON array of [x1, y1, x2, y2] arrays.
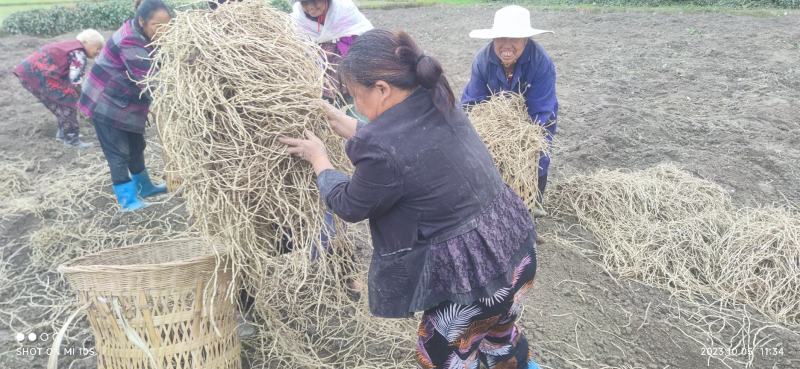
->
[[13, 332, 42, 342]]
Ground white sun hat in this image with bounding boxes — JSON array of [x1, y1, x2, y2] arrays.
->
[[469, 5, 553, 39]]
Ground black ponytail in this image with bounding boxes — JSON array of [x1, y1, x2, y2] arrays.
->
[[339, 29, 456, 114]]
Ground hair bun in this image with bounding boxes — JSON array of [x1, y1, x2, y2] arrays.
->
[[415, 54, 441, 89], [343, 29, 455, 113]]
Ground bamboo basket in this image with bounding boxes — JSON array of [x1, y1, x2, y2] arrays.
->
[[54, 239, 241, 369]]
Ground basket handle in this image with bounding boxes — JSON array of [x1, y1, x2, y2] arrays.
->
[[47, 303, 89, 369]]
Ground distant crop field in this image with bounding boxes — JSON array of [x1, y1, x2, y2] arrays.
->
[[0, 1, 76, 21]]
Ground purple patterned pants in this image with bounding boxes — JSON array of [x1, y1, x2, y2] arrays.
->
[[417, 247, 537, 369], [19, 78, 80, 141]]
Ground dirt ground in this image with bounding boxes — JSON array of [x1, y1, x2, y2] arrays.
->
[[1, 4, 799, 369]]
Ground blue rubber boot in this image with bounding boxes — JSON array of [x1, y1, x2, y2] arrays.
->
[[131, 169, 167, 198], [112, 181, 147, 212], [528, 360, 541, 369]]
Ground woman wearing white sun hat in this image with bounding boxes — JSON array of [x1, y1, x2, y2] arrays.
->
[[462, 5, 558, 220]]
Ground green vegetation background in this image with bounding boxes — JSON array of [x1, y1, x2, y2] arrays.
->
[[1, 0, 797, 36]]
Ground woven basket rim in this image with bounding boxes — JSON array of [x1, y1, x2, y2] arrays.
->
[[57, 238, 222, 275]]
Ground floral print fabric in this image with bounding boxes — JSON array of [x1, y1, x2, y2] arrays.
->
[[417, 246, 537, 369]]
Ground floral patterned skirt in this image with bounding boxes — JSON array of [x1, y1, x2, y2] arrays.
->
[[417, 246, 537, 369], [408, 185, 537, 312]]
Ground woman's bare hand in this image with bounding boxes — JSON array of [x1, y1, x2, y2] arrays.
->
[[320, 100, 359, 139], [279, 130, 334, 175]]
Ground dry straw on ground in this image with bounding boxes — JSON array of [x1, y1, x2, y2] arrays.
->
[[0, 154, 39, 218], [551, 164, 800, 327], [468, 92, 549, 213], [145, 2, 416, 367], [0, 155, 34, 199], [0, 150, 193, 365], [545, 234, 795, 369]]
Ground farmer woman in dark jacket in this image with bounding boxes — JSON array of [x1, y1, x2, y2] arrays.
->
[[13, 29, 104, 148], [281, 29, 541, 369], [79, 0, 171, 211]]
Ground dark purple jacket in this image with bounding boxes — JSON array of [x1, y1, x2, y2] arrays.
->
[[79, 19, 153, 134], [317, 88, 509, 317]]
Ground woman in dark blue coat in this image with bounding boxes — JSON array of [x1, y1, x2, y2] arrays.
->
[[462, 5, 558, 217], [281, 29, 541, 369]]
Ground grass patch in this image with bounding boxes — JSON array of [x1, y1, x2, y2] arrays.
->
[[1, 0, 209, 36], [0, 3, 63, 21], [0, 0, 74, 4], [0, 0, 78, 21]]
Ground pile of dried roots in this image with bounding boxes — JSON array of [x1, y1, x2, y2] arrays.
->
[[145, 2, 415, 367], [0, 151, 193, 365], [551, 164, 800, 326], [468, 92, 549, 213]]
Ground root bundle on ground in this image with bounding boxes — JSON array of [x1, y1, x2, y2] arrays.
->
[[0, 155, 39, 218], [551, 164, 800, 326], [468, 92, 549, 212], [145, 2, 416, 367], [0, 151, 192, 355], [0, 155, 33, 200]]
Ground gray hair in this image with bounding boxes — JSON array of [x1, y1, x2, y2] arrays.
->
[[76, 29, 105, 46]]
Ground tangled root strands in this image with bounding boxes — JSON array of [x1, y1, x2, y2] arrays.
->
[[467, 92, 550, 213], [145, 1, 348, 272], [552, 164, 800, 326], [145, 2, 417, 367]]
